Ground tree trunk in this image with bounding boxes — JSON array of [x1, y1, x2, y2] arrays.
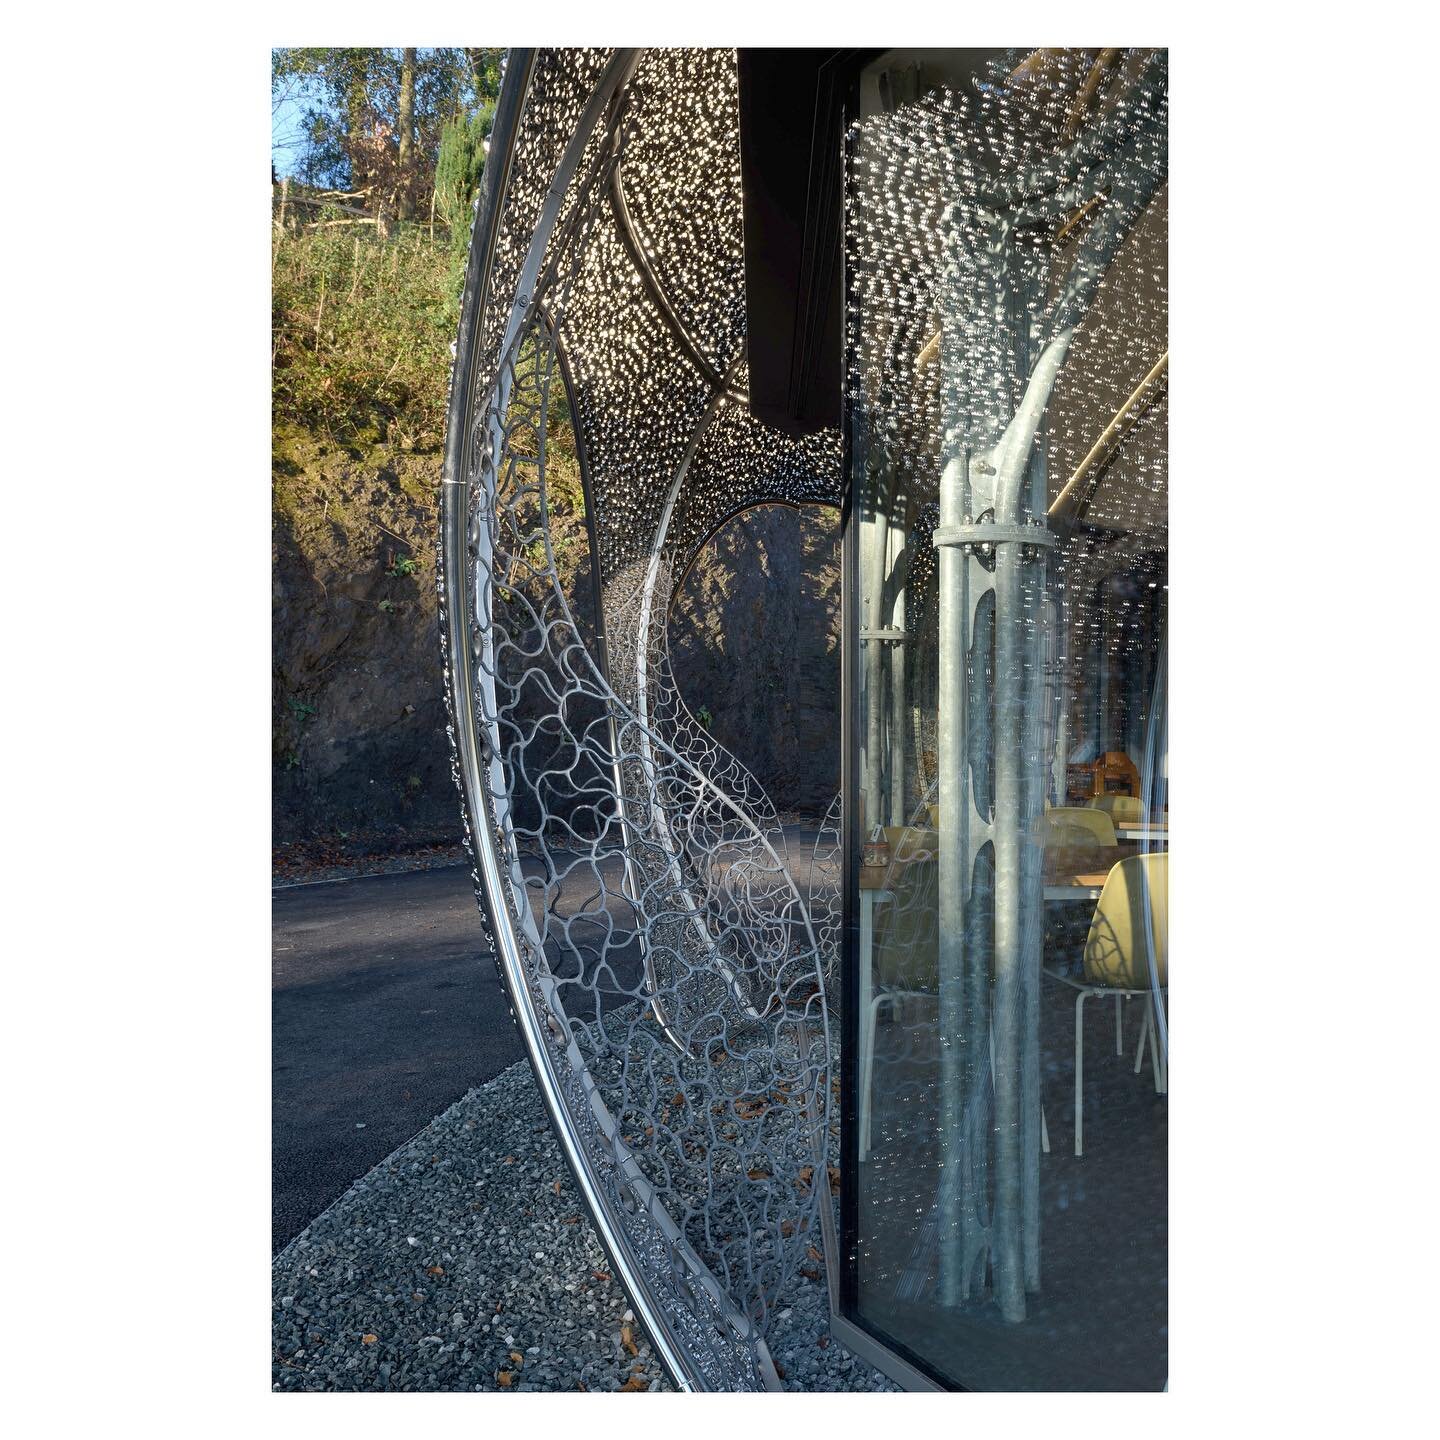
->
[[345, 60, 371, 194], [397, 47, 417, 221]]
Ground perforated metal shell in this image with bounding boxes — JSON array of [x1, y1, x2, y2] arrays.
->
[[439, 48, 843, 1393]]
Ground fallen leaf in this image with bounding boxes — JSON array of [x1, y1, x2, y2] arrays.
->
[[621, 1325, 638, 1357], [801, 1266, 820, 1281], [510, 1351, 524, 1367], [552, 1180, 563, 1195], [563, 1215, 580, 1224], [620, 1374, 648, 1392], [798, 1165, 815, 1188], [496, 1370, 514, 1388], [747, 1167, 771, 1181], [780, 1220, 795, 1238], [503, 1155, 516, 1165], [828, 1165, 842, 1194], [593, 1270, 612, 1284], [425, 1265, 445, 1278], [807, 1246, 822, 1262], [361, 1334, 378, 1345]]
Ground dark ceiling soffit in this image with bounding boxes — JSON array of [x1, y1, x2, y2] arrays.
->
[[737, 49, 880, 436]]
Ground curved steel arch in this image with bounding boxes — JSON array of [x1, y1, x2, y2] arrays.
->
[[441, 48, 844, 1392]]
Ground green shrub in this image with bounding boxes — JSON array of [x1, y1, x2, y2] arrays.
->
[[271, 211, 586, 553], [272, 222, 460, 449], [435, 105, 495, 232]]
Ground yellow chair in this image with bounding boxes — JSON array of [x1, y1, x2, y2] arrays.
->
[[1045, 806, 1118, 846], [1045, 852, 1168, 1154], [882, 825, 938, 862], [1090, 793, 1144, 826], [1039, 817, 1103, 848]]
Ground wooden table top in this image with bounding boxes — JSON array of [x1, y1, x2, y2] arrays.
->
[[1051, 871, 1114, 889]]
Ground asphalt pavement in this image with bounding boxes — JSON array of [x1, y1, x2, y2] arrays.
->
[[271, 864, 523, 1251], [272, 824, 827, 1252]]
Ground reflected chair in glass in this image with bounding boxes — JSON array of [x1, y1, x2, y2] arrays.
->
[[882, 826, 938, 861], [1041, 817, 1106, 848], [1089, 793, 1145, 826], [1044, 807, 1119, 846], [1045, 852, 1168, 1155]]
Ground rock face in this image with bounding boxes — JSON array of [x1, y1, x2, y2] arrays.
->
[[272, 437, 842, 846], [668, 504, 842, 818], [271, 429, 456, 846]]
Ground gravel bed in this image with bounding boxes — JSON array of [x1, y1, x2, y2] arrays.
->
[[273, 1058, 896, 1392]]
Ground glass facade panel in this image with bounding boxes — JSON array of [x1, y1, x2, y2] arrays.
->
[[843, 48, 1168, 1391]]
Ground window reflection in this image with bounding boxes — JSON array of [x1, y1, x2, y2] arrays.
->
[[845, 47, 1168, 1392]]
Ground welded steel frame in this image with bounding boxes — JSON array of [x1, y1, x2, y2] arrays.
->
[[441, 48, 845, 1393]]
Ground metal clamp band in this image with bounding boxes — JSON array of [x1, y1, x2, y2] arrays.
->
[[932, 521, 1057, 550], [859, 627, 908, 641]]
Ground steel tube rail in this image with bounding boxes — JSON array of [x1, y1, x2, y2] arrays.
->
[[442, 48, 751, 1392], [442, 48, 841, 1392]]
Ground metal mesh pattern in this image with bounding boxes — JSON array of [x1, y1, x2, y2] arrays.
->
[[441, 48, 843, 1391], [807, 791, 845, 1013]]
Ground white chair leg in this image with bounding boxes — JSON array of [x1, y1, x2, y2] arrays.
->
[[1115, 993, 1125, 1055], [1135, 999, 1152, 1075], [1131, 995, 1168, 1095], [1074, 990, 1088, 1156], [1152, 998, 1168, 1095]]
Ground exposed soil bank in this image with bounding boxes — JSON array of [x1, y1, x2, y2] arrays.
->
[[272, 430, 841, 852]]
